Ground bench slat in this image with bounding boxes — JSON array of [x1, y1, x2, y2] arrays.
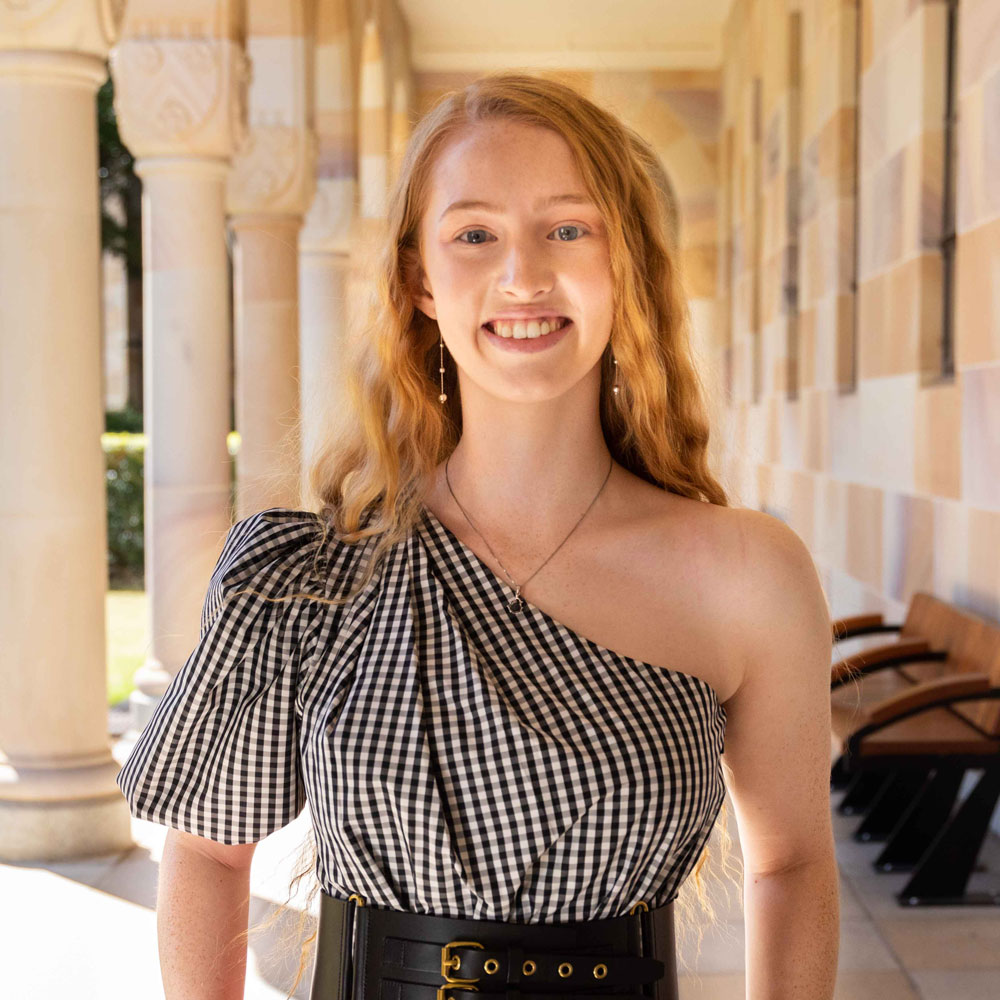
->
[[866, 673, 992, 725], [855, 708, 1000, 757]]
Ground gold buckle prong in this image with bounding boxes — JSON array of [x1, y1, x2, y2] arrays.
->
[[441, 939, 484, 984]]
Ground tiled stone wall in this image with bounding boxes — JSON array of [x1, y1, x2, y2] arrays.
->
[[720, 0, 1000, 650]]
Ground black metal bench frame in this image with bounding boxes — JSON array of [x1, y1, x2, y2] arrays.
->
[[835, 684, 1000, 907]]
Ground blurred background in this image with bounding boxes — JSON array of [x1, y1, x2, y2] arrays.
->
[[1, 1, 998, 997]]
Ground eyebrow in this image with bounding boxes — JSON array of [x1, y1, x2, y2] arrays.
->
[[438, 193, 595, 221]]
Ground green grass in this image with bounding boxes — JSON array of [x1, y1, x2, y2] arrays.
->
[[106, 588, 148, 706]]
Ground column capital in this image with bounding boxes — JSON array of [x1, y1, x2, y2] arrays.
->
[[226, 123, 318, 218], [108, 32, 249, 161], [0, 0, 121, 58], [300, 175, 358, 255]]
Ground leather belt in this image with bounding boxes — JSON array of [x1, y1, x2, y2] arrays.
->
[[310, 891, 680, 999]]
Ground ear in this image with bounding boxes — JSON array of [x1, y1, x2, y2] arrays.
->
[[413, 276, 437, 321]]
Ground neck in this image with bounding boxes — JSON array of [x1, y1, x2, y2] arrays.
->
[[429, 386, 616, 541]]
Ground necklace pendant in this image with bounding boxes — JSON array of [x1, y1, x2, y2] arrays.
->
[[507, 593, 525, 614]]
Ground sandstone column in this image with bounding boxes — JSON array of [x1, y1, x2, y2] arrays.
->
[[299, 0, 358, 486], [343, 16, 389, 380], [109, 2, 250, 731], [358, 17, 389, 226], [0, 2, 132, 860], [389, 74, 413, 188], [227, 1, 317, 519]]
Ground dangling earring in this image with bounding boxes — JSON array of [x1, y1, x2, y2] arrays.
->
[[612, 352, 620, 398], [438, 334, 447, 403]]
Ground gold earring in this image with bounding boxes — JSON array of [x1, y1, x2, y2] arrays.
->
[[438, 334, 447, 403], [612, 352, 619, 397]]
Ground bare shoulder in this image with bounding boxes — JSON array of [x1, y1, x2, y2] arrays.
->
[[617, 486, 753, 701], [728, 507, 830, 609], [724, 507, 833, 696], [640, 491, 829, 701]]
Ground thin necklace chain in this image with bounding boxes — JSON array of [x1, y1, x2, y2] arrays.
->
[[444, 453, 615, 614]]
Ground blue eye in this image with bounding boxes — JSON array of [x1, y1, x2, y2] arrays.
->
[[456, 229, 494, 244], [552, 225, 585, 241]]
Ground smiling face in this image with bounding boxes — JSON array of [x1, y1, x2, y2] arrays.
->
[[414, 119, 615, 401]]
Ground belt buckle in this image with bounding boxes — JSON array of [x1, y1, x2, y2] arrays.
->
[[440, 939, 484, 995]]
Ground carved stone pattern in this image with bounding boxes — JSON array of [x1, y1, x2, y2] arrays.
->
[[300, 175, 357, 252], [229, 125, 317, 214], [110, 36, 247, 157], [232, 125, 299, 204], [1, 0, 118, 53], [1, 0, 63, 24]]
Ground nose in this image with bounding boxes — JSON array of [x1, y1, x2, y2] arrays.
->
[[497, 239, 555, 299]]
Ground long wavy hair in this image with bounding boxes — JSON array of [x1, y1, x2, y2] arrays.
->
[[230, 71, 742, 995]]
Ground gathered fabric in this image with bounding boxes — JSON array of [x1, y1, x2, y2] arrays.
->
[[117, 504, 727, 925]]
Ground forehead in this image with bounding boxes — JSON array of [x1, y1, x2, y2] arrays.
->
[[424, 120, 590, 214]]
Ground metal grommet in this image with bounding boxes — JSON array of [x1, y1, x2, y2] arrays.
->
[[522, 960, 536, 975], [629, 899, 649, 914], [483, 958, 499, 974], [593, 963, 608, 979], [558, 962, 573, 978]]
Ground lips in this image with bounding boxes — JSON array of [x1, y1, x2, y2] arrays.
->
[[482, 316, 574, 352]]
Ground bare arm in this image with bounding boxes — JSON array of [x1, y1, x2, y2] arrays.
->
[[743, 857, 840, 1000], [724, 509, 840, 999], [157, 829, 258, 1000]]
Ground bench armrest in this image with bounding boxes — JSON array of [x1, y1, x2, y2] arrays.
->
[[830, 640, 943, 687], [865, 673, 992, 725], [844, 683, 1000, 760], [832, 613, 901, 641]]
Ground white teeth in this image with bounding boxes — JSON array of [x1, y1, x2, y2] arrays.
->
[[489, 317, 567, 339]]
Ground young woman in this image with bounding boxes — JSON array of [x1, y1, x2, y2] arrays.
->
[[117, 73, 838, 1000]]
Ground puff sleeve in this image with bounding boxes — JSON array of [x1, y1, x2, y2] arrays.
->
[[115, 507, 326, 844]]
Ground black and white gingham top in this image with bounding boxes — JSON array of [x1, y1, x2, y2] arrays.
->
[[116, 505, 727, 923]]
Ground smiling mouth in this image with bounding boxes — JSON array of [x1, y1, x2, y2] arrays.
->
[[483, 317, 572, 340]]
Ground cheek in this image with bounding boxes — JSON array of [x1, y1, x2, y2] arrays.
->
[[427, 248, 468, 289], [575, 252, 614, 307], [439, 257, 470, 287], [438, 260, 487, 313]]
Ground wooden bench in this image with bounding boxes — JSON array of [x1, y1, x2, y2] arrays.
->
[[828, 597, 1000, 906], [832, 590, 956, 645], [830, 592, 965, 703], [830, 596, 991, 765]]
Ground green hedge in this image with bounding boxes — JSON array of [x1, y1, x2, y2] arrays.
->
[[103, 422, 240, 590], [105, 406, 143, 434], [104, 432, 145, 588]]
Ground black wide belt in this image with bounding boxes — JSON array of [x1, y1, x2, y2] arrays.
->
[[310, 891, 680, 999]]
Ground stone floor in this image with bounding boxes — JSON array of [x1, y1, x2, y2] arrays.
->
[[2, 735, 998, 999]]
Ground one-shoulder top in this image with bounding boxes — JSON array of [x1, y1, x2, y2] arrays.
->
[[116, 505, 728, 924]]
